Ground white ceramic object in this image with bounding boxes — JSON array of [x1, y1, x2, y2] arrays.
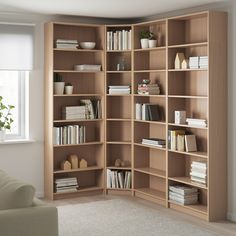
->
[[54, 82, 65, 94], [140, 39, 149, 49], [0, 129, 6, 142], [65, 86, 73, 95], [79, 42, 96, 49], [148, 39, 157, 48]]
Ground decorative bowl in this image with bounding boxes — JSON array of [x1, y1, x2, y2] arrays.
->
[[79, 42, 96, 49]]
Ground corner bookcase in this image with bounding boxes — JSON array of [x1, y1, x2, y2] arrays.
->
[[44, 11, 227, 221]]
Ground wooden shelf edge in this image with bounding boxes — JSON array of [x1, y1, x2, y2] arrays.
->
[[134, 188, 166, 201], [54, 166, 103, 174], [134, 142, 166, 151], [107, 166, 132, 170], [134, 168, 166, 179], [168, 123, 208, 130], [53, 142, 103, 147], [53, 119, 103, 123], [168, 149, 208, 158], [168, 42, 208, 48], [54, 186, 103, 195]]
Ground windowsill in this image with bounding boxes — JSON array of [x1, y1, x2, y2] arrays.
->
[[0, 139, 35, 145]]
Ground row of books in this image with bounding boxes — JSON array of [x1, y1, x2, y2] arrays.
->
[[106, 170, 131, 189], [189, 56, 208, 69], [107, 30, 132, 51], [190, 161, 207, 186], [108, 85, 131, 94], [137, 83, 160, 95], [55, 39, 78, 49], [168, 130, 197, 152], [169, 185, 198, 205], [135, 103, 162, 121], [54, 177, 79, 193], [74, 64, 101, 71], [53, 125, 86, 145], [186, 118, 207, 127], [62, 99, 102, 120], [142, 138, 166, 148]]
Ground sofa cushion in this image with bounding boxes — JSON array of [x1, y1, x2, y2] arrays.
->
[[0, 170, 35, 210]]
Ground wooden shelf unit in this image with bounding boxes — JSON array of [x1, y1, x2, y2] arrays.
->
[[45, 11, 227, 221], [44, 22, 105, 200]]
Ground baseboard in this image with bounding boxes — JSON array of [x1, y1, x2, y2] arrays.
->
[[36, 191, 44, 199], [227, 212, 236, 222]]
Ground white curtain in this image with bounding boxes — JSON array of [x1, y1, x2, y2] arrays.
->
[[0, 23, 34, 71]]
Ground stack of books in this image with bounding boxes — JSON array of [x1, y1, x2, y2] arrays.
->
[[108, 85, 131, 94], [199, 56, 208, 69], [190, 161, 207, 186], [186, 118, 207, 127], [142, 138, 166, 148], [135, 103, 162, 121], [74, 64, 101, 71], [189, 56, 199, 69], [137, 83, 160, 95], [169, 185, 198, 205], [107, 30, 132, 51], [106, 170, 131, 189], [53, 125, 85, 145], [55, 39, 78, 49], [55, 177, 79, 193], [62, 99, 101, 120], [62, 106, 86, 120]]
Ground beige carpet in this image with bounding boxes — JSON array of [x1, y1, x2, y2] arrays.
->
[[57, 198, 217, 236]]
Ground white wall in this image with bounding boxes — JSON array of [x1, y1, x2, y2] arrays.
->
[[0, 1, 235, 221]]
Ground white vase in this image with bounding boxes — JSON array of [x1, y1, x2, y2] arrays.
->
[[54, 82, 65, 95], [148, 39, 157, 48], [0, 130, 6, 142], [65, 86, 73, 95], [140, 38, 149, 49]]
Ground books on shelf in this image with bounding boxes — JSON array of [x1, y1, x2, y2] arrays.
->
[[169, 185, 198, 205], [74, 64, 101, 71], [108, 85, 131, 94], [190, 161, 207, 186], [55, 39, 78, 49], [168, 130, 198, 152], [137, 83, 160, 95], [54, 177, 79, 193], [62, 99, 102, 120], [107, 169, 131, 189], [135, 103, 162, 121], [107, 29, 132, 51], [186, 118, 207, 127], [53, 125, 86, 145], [142, 138, 166, 148], [189, 56, 208, 69]]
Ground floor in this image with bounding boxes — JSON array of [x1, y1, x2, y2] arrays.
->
[[49, 194, 236, 236]]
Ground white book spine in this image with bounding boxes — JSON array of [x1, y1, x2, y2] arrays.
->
[[107, 31, 110, 50], [136, 103, 142, 120], [128, 30, 132, 50], [53, 127, 60, 145]]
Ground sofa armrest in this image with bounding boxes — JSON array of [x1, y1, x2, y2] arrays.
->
[[0, 201, 58, 236]]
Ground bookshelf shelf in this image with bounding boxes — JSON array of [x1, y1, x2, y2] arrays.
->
[[54, 48, 103, 52], [134, 46, 166, 52], [107, 188, 132, 191], [53, 94, 103, 97], [53, 142, 103, 148], [107, 166, 132, 170], [168, 42, 208, 48], [53, 119, 103, 123], [54, 186, 103, 196], [168, 123, 208, 130], [107, 50, 132, 53], [53, 70, 104, 73], [168, 69, 208, 72], [168, 149, 208, 159], [106, 71, 132, 73], [54, 166, 103, 174], [168, 95, 208, 99], [133, 94, 166, 98], [107, 141, 131, 145], [107, 118, 131, 121], [134, 188, 166, 200], [134, 142, 166, 151], [168, 177, 208, 190], [106, 94, 131, 97], [134, 168, 166, 179], [134, 120, 166, 125], [134, 69, 166, 73]]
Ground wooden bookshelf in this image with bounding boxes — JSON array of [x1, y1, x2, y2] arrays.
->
[[45, 11, 227, 221]]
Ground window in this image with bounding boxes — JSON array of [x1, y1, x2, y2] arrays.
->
[[0, 71, 29, 140]]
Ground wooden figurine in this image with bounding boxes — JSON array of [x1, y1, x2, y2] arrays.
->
[[68, 154, 79, 169], [61, 160, 71, 170], [181, 59, 189, 69], [80, 158, 88, 168], [121, 160, 126, 167], [115, 159, 121, 167], [174, 52, 185, 69]]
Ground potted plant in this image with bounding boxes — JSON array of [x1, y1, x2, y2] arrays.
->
[[0, 96, 14, 141], [140, 30, 151, 49], [148, 32, 157, 48], [53, 73, 65, 94], [64, 82, 73, 95]]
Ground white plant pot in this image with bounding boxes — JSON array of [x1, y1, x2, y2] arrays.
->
[[0, 130, 6, 142], [140, 38, 149, 49], [148, 39, 157, 48], [65, 86, 73, 95], [54, 82, 65, 95]]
